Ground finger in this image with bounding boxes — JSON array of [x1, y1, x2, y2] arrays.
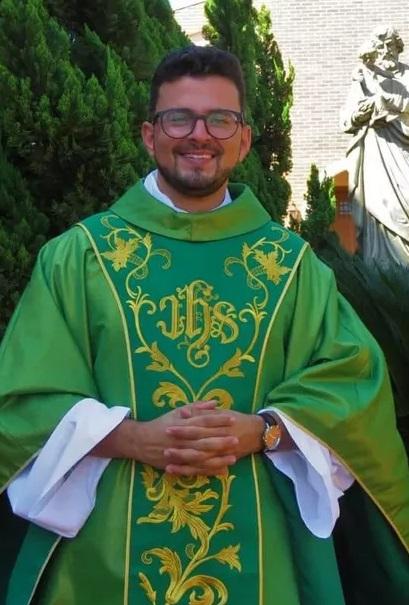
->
[[166, 425, 234, 440], [179, 401, 218, 419], [179, 400, 217, 419], [164, 447, 236, 464], [164, 439, 237, 461], [184, 414, 235, 428], [192, 400, 217, 408], [196, 436, 239, 452]]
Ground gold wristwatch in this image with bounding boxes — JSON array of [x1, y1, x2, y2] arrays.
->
[[259, 412, 282, 452]]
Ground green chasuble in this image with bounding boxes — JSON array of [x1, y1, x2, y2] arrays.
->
[[0, 182, 408, 605]]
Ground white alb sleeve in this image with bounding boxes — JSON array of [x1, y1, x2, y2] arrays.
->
[[259, 408, 354, 538], [7, 398, 130, 538]]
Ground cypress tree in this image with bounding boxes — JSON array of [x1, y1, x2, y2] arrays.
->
[[46, 0, 188, 80], [0, 0, 140, 232], [300, 164, 336, 249], [0, 0, 188, 334], [203, 0, 294, 221], [0, 147, 48, 337]]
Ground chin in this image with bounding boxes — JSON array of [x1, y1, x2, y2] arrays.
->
[[158, 166, 230, 198]]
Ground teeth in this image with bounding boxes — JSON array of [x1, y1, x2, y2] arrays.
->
[[184, 154, 212, 159]]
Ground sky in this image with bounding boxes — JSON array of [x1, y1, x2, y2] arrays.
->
[[169, 1, 203, 10]]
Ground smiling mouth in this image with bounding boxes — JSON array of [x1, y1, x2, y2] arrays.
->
[[182, 152, 215, 160], [177, 151, 220, 167], [175, 143, 221, 161]]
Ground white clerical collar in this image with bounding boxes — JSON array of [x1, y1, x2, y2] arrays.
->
[[143, 170, 232, 213]]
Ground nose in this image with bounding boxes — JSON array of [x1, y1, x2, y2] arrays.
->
[[189, 116, 211, 140]]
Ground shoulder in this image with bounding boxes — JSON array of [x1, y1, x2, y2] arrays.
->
[[38, 224, 91, 264], [285, 235, 336, 294], [35, 220, 102, 287]]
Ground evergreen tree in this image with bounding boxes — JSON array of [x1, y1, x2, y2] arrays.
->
[[0, 0, 188, 335], [300, 164, 336, 249], [203, 0, 294, 221], [46, 0, 188, 80], [0, 0, 140, 232], [0, 146, 48, 337]]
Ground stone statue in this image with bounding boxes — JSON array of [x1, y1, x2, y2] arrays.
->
[[341, 25, 409, 269]]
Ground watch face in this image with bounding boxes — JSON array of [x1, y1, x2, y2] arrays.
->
[[263, 424, 282, 451]]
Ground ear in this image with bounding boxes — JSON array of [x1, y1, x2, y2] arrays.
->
[[141, 121, 155, 158], [239, 124, 252, 162]]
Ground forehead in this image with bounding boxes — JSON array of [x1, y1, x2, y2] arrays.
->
[[155, 76, 241, 113]]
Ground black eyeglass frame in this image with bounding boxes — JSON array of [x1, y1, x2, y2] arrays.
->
[[151, 108, 245, 140]]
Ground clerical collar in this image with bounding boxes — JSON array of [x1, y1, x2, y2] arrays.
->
[[143, 170, 232, 213]]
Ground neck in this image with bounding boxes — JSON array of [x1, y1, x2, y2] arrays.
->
[[156, 171, 228, 212]]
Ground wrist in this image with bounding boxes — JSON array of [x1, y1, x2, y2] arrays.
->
[[128, 419, 149, 461], [251, 414, 266, 453], [90, 418, 139, 459]]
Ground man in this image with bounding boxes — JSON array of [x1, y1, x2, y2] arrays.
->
[[341, 25, 409, 269], [0, 46, 408, 605]]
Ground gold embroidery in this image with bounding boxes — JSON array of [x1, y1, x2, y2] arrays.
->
[[137, 468, 240, 605], [128, 230, 293, 412], [157, 280, 239, 369], [100, 216, 171, 286], [225, 228, 293, 307], [152, 382, 189, 408]]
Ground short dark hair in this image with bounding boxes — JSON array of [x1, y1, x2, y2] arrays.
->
[[149, 46, 246, 116]]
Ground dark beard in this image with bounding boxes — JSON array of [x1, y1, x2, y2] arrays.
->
[[156, 161, 231, 198]]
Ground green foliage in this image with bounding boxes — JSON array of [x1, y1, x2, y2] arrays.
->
[[318, 234, 409, 451], [0, 0, 188, 336], [0, 147, 48, 337], [46, 0, 188, 80], [203, 0, 293, 222], [301, 164, 336, 248]]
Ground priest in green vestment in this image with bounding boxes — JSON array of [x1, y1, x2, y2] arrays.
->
[[0, 46, 408, 605]]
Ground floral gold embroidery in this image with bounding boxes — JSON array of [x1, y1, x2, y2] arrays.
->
[[225, 228, 293, 306], [100, 216, 171, 287], [137, 468, 240, 605], [253, 249, 291, 285], [101, 237, 140, 271]]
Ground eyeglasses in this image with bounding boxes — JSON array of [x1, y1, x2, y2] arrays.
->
[[152, 108, 244, 140]]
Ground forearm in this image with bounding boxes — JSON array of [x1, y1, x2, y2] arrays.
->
[[90, 418, 143, 459]]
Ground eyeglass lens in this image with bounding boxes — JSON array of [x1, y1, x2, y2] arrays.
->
[[160, 109, 240, 139]]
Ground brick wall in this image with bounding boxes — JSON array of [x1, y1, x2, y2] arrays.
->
[[255, 0, 409, 209]]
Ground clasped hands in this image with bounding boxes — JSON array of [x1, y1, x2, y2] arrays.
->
[[91, 401, 265, 476], [160, 401, 264, 476]]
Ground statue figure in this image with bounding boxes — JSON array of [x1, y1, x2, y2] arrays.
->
[[341, 26, 409, 269]]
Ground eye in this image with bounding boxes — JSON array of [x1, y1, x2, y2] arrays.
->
[[166, 110, 191, 125], [207, 111, 235, 127]]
